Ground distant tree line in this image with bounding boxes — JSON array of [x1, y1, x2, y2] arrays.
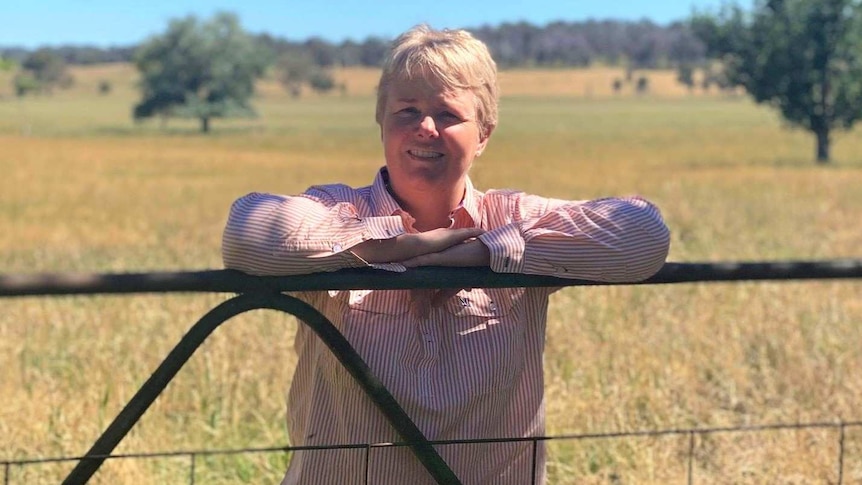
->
[[1, 17, 711, 130], [7, 3, 859, 165], [0, 19, 705, 69], [0, 45, 137, 65]]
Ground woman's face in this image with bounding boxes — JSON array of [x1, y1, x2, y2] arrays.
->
[[380, 76, 490, 196]]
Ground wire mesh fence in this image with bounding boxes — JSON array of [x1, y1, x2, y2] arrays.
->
[[2, 261, 861, 484], [5, 420, 862, 484]]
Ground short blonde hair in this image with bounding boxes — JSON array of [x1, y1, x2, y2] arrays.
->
[[375, 25, 499, 138]]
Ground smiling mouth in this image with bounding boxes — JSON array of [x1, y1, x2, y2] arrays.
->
[[408, 149, 444, 160]]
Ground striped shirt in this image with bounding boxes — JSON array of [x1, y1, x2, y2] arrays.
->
[[222, 168, 670, 485]]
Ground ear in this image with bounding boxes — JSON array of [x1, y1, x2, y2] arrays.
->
[[475, 124, 495, 157]]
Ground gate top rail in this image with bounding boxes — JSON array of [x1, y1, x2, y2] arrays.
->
[[1, 260, 860, 297]]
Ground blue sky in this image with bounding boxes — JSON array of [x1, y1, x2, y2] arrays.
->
[[2, 0, 733, 48]]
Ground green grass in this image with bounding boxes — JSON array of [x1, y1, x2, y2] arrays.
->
[[1, 68, 862, 483]]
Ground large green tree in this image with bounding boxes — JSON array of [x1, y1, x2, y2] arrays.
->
[[691, 0, 862, 163], [133, 12, 270, 133]]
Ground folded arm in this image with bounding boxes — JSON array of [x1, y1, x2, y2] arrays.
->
[[476, 193, 670, 283], [222, 190, 483, 276]]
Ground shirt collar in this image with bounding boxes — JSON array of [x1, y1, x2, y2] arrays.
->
[[457, 176, 481, 228], [371, 167, 403, 217], [371, 167, 482, 228]]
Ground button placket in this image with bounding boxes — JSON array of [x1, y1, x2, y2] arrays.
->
[[417, 313, 439, 398]]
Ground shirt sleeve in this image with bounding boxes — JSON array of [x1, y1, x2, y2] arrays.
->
[[477, 192, 670, 283], [222, 189, 406, 276]]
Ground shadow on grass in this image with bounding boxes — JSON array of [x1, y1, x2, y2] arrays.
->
[[676, 155, 862, 170]]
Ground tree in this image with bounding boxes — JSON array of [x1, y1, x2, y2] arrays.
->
[[277, 51, 315, 98], [277, 51, 338, 97], [636, 76, 650, 94], [98, 80, 112, 95], [358, 37, 389, 66], [133, 12, 270, 133], [13, 72, 39, 97], [308, 70, 336, 94], [624, 20, 666, 69], [304, 37, 337, 67], [676, 64, 695, 91], [0, 57, 16, 71], [19, 48, 73, 94], [691, 0, 862, 163]]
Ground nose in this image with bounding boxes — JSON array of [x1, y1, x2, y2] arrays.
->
[[417, 115, 438, 138]]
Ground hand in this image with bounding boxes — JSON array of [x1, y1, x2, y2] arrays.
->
[[351, 230, 490, 315], [403, 238, 490, 313], [349, 228, 485, 264], [401, 238, 490, 268]]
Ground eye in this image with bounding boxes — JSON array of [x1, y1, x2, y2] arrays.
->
[[394, 107, 419, 118], [437, 111, 468, 126]]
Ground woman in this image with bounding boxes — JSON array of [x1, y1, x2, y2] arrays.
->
[[223, 24, 670, 485]]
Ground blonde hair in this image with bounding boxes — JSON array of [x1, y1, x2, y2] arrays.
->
[[375, 24, 499, 138]]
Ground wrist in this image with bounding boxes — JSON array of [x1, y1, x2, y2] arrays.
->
[[349, 238, 395, 264]]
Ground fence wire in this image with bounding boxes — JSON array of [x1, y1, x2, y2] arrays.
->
[[4, 420, 862, 484]]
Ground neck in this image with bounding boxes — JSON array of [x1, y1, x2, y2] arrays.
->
[[387, 177, 465, 232]]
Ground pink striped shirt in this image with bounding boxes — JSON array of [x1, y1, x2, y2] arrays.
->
[[222, 168, 670, 484]]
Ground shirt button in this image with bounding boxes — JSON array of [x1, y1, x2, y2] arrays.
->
[[489, 301, 498, 312], [332, 244, 342, 252]]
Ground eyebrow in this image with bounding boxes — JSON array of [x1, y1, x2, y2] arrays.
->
[[392, 96, 471, 117]]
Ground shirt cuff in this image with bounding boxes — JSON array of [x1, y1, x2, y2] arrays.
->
[[361, 215, 406, 241], [369, 262, 407, 272], [329, 214, 405, 252], [478, 223, 525, 273], [344, 215, 408, 272], [341, 250, 407, 272]]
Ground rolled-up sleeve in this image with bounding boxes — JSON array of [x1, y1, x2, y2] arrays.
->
[[478, 193, 669, 283], [222, 191, 405, 276]]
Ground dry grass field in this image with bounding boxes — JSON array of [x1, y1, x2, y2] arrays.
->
[[1, 63, 861, 484]]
